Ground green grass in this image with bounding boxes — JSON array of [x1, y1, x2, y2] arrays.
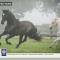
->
[[0, 36, 60, 53]]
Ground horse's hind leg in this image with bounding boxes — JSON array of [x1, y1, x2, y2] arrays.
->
[[22, 35, 27, 42], [5, 35, 14, 45], [16, 35, 23, 48]]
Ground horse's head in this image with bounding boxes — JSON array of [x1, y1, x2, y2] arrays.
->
[[1, 10, 9, 24], [3, 10, 9, 15], [1, 13, 7, 24], [1, 9, 16, 25]]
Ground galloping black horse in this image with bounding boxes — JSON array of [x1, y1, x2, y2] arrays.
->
[[0, 10, 40, 48]]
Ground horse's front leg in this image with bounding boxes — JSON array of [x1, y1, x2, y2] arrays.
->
[[16, 34, 23, 48], [5, 34, 15, 45]]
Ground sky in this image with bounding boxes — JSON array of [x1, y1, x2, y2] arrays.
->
[[0, 0, 60, 25], [20, 1, 57, 25]]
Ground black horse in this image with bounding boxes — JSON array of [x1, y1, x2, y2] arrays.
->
[[0, 10, 41, 48]]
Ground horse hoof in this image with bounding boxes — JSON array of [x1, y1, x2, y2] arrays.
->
[[16, 46, 18, 48], [0, 43, 1, 45], [0, 36, 1, 39], [16, 45, 19, 48], [7, 42, 12, 45], [49, 46, 52, 48]]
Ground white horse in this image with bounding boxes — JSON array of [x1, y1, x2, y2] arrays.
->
[[49, 18, 60, 48]]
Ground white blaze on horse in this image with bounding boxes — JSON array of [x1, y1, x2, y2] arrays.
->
[[49, 18, 60, 48]]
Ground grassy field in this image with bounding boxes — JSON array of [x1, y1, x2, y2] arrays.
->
[[0, 36, 60, 53]]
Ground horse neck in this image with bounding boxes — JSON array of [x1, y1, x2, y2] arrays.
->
[[6, 19, 14, 26], [7, 18, 17, 27], [6, 12, 18, 26]]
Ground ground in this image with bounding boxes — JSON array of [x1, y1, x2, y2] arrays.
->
[[0, 36, 60, 53]]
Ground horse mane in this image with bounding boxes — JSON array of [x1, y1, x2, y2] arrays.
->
[[7, 10, 16, 20]]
